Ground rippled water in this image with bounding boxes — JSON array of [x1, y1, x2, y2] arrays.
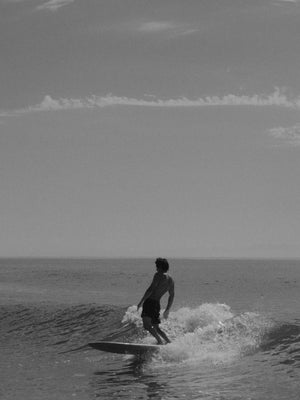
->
[[0, 259, 299, 399]]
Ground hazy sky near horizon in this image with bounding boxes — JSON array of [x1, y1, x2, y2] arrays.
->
[[1, 0, 300, 257]]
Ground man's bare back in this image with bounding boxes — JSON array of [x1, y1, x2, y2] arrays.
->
[[149, 272, 174, 301]]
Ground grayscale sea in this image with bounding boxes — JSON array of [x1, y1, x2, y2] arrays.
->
[[0, 258, 299, 400]]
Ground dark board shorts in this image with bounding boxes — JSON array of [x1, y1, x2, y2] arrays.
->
[[141, 298, 161, 325]]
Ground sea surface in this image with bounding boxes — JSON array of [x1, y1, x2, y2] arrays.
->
[[0, 258, 299, 400]]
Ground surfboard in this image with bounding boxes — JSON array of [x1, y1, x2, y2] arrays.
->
[[88, 341, 160, 355]]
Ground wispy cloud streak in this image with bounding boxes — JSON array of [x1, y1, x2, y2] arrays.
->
[[136, 21, 198, 36], [36, 0, 74, 12], [137, 21, 176, 33], [275, 0, 299, 3], [94, 20, 199, 38], [2, 0, 75, 11], [1, 89, 300, 117]]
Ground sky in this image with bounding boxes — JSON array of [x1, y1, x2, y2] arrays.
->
[[1, 0, 300, 258]]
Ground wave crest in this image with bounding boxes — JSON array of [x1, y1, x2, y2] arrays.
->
[[122, 303, 273, 365]]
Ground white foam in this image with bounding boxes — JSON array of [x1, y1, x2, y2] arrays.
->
[[122, 305, 142, 327], [122, 303, 274, 366]]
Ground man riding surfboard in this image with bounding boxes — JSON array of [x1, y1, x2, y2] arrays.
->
[[137, 258, 175, 344]]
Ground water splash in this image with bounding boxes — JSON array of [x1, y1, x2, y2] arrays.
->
[[122, 305, 143, 328], [122, 303, 274, 365]]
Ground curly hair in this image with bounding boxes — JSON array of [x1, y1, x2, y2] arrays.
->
[[155, 258, 169, 272]]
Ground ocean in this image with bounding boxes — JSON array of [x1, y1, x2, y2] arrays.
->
[[0, 258, 299, 400]]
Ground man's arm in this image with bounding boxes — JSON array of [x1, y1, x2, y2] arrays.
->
[[163, 280, 175, 319]]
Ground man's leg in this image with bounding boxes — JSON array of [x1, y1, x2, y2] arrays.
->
[[142, 317, 163, 344], [154, 324, 171, 343]]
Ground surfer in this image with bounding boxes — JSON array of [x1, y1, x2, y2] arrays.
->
[[137, 258, 175, 345]]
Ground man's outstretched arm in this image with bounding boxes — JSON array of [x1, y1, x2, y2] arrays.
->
[[163, 281, 174, 319]]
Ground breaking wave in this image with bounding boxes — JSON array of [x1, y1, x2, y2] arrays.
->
[[123, 303, 276, 364], [1, 302, 299, 369]]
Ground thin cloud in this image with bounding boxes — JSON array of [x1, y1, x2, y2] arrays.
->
[[89, 19, 198, 38], [138, 21, 176, 33], [273, 0, 300, 3], [1, 0, 75, 10], [135, 21, 198, 37], [269, 124, 300, 146], [1, 89, 300, 116], [35, 0, 74, 12], [1, 1, 28, 3]]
